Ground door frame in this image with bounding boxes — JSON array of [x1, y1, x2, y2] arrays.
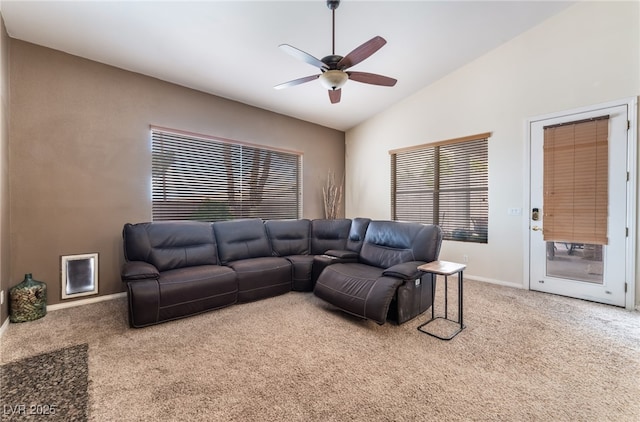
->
[[523, 97, 638, 310]]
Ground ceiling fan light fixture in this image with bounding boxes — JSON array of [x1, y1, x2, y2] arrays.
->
[[319, 70, 348, 90]]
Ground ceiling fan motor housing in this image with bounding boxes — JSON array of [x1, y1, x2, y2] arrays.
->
[[327, 0, 340, 10], [321, 55, 344, 70]]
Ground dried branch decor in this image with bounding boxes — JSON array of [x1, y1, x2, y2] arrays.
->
[[323, 170, 343, 219]]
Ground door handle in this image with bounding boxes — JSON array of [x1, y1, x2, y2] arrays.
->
[[532, 226, 543, 231]]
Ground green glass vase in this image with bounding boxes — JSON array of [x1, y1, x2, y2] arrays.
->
[[9, 273, 47, 323]]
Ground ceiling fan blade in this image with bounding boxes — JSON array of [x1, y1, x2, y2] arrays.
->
[[328, 89, 341, 104], [274, 74, 320, 90], [337, 36, 387, 70], [347, 71, 397, 87], [279, 44, 328, 70]]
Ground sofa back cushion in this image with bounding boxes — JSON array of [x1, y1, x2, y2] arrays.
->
[[265, 219, 311, 256], [310, 219, 352, 254], [213, 218, 272, 264], [123, 221, 219, 272], [359, 221, 443, 268], [346, 218, 371, 252]]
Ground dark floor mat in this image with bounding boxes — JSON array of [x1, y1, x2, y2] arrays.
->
[[1, 343, 89, 421]]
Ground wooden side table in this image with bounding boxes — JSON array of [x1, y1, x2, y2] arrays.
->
[[417, 260, 466, 340]]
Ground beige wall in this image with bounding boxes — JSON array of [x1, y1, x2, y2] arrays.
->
[[0, 15, 10, 324], [346, 2, 640, 304], [8, 40, 345, 309]]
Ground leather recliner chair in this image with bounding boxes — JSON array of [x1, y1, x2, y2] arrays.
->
[[313, 220, 443, 325]]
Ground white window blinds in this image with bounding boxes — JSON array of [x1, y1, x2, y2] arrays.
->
[[151, 128, 301, 221], [391, 133, 489, 243]]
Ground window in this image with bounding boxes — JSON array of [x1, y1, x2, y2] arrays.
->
[[390, 133, 490, 243], [151, 128, 302, 221]]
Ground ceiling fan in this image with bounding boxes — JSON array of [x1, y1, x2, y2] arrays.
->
[[274, 0, 397, 104]]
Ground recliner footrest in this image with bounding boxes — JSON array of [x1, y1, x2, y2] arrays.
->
[[313, 263, 402, 325]]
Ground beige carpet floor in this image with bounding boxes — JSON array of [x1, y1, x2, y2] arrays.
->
[[1, 279, 639, 421]]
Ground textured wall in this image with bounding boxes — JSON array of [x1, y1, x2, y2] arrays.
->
[[346, 1, 640, 303], [0, 15, 10, 325], [8, 40, 344, 307]]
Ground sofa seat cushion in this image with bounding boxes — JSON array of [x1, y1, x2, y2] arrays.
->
[[285, 255, 315, 292], [313, 263, 404, 325], [158, 265, 237, 307], [226, 257, 292, 302], [127, 265, 237, 328]]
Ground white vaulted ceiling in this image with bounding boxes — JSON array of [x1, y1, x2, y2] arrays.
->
[[0, 0, 573, 131]]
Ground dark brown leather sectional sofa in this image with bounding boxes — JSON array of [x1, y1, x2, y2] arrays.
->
[[121, 218, 443, 328]]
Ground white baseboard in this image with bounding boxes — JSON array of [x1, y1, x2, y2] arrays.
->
[[469, 276, 640, 312], [463, 274, 525, 290], [0, 292, 126, 340], [0, 316, 9, 338], [47, 292, 127, 311]]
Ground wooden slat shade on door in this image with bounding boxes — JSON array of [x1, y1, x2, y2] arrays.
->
[[543, 116, 609, 245]]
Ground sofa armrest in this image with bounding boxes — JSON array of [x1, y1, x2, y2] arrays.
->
[[382, 261, 426, 280], [324, 249, 359, 261], [121, 261, 160, 282]]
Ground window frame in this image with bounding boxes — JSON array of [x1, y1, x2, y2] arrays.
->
[[150, 126, 303, 222], [390, 132, 490, 243]]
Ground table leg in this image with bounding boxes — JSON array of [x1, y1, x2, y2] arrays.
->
[[444, 275, 448, 320], [417, 270, 465, 340], [431, 273, 436, 320], [458, 271, 464, 330]]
